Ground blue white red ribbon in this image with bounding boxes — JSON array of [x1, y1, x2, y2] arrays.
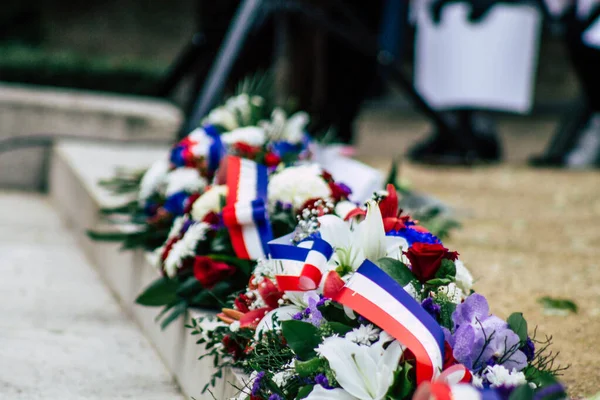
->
[[332, 260, 446, 385], [269, 234, 333, 291], [413, 382, 501, 400], [170, 125, 225, 176], [268, 235, 473, 386], [222, 156, 272, 260]]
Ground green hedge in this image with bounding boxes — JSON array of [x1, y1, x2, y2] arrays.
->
[[0, 44, 167, 94]]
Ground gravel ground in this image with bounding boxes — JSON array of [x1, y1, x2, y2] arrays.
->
[[357, 110, 600, 398]]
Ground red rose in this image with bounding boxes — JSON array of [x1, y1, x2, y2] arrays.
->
[[193, 256, 236, 289], [404, 243, 458, 283], [263, 152, 281, 167]]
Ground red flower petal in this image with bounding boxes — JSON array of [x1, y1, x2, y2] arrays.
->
[[323, 270, 345, 299]]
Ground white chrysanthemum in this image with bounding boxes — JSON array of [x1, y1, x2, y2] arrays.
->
[[190, 185, 228, 221], [163, 222, 210, 278], [138, 158, 170, 206], [472, 374, 484, 389], [164, 168, 207, 197], [167, 216, 186, 239], [253, 257, 279, 279], [261, 108, 309, 144], [483, 365, 527, 388], [454, 259, 474, 293], [345, 324, 381, 345], [221, 126, 266, 147], [272, 362, 296, 387], [438, 282, 464, 304], [268, 164, 331, 210]]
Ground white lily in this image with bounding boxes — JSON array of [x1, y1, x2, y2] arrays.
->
[[318, 201, 408, 272], [310, 334, 404, 400]]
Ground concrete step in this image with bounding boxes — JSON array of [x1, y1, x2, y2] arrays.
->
[[49, 141, 243, 399], [0, 83, 181, 190], [0, 191, 185, 400]]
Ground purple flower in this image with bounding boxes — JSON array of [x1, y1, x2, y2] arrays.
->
[[315, 373, 333, 389], [305, 294, 323, 327], [521, 337, 535, 362], [252, 371, 266, 396], [421, 297, 441, 320], [292, 312, 304, 321], [269, 395, 283, 400], [446, 294, 527, 371]]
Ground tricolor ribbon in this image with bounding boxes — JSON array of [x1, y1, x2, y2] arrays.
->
[[333, 260, 445, 384], [269, 234, 333, 291], [268, 236, 472, 386], [413, 382, 501, 400], [222, 156, 272, 260], [170, 125, 225, 176]]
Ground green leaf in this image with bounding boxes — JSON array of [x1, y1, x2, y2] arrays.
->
[[434, 258, 456, 280], [296, 384, 315, 399], [176, 277, 204, 296], [135, 277, 180, 306], [375, 258, 414, 287], [86, 230, 133, 242], [537, 296, 578, 315], [507, 312, 528, 342], [281, 320, 321, 360], [439, 300, 456, 330], [385, 158, 399, 187], [327, 321, 353, 335], [386, 362, 414, 399], [425, 278, 452, 286], [159, 301, 188, 330], [295, 358, 322, 378], [508, 384, 535, 400]]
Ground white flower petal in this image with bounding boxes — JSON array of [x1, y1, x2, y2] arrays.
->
[[305, 385, 359, 400]]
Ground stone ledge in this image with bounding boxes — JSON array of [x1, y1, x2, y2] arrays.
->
[[0, 83, 181, 190], [49, 141, 242, 399]]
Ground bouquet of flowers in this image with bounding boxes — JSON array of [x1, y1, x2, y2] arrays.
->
[[190, 185, 567, 400], [135, 158, 356, 328], [89, 91, 314, 250]]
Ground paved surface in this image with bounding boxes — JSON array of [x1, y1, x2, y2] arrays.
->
[[357, 111, 600, 398], [0, 192, 184, 399]]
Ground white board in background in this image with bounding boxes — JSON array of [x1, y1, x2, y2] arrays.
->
[[414, 3, 542, 114], [583, 17, 600, 49]]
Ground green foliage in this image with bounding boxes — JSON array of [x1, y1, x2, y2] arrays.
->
[[386, 362, 415, 400], [135, 277, 181, 306], [375, 257, 414, 286], [537, 297, 578, 315], [281, 320, 321, 360], [507, 312, 529, 343]]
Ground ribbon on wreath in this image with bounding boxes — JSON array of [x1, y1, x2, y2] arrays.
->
[[222, 156, 273, 260], [269, 235, 471, 386], [269, 234, 333, 291], [170, 125, 225, 175], [413, 381, 500, 400]]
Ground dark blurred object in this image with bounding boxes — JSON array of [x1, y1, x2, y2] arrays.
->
[[430, 0, 520, 24], [182, 0, 464, 155], [530, 3, 600, 168], [0, 4, 43, 45]]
